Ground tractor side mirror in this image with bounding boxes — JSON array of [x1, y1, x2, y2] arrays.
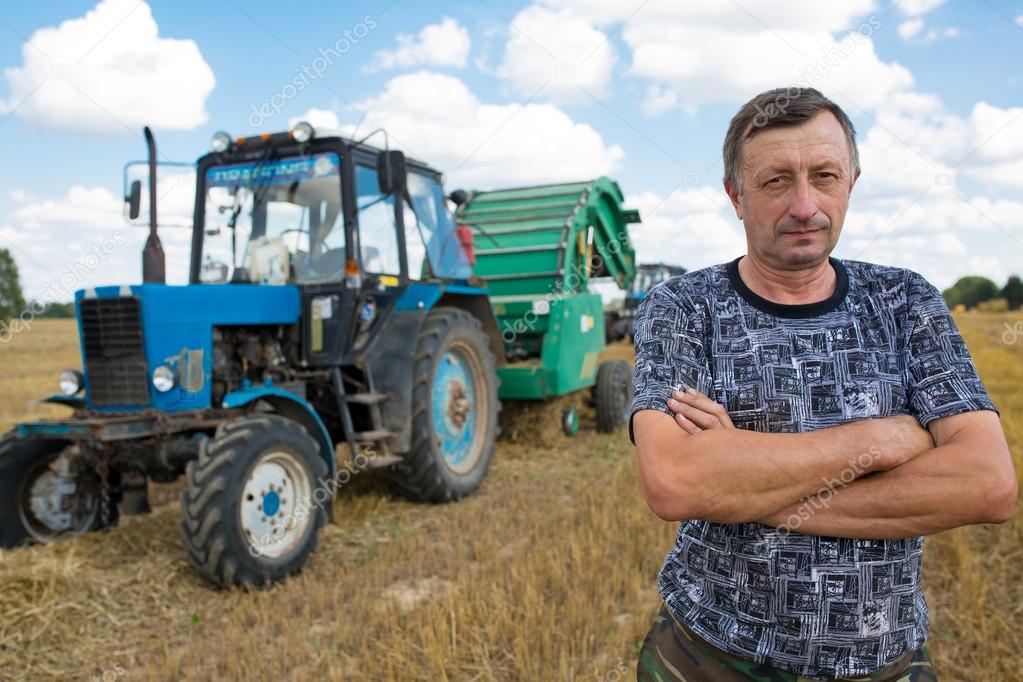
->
[[378, 150, 407, 196], [127, 180, 142, 220]]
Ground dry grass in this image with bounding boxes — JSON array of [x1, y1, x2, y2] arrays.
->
[[0, 319, 83, 431], [0, 315, 1020, 681]]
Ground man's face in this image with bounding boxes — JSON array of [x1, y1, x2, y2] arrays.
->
[[725, 110, 859, 270]]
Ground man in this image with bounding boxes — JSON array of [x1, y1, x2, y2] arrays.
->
[[631, 87, 1017, 681]]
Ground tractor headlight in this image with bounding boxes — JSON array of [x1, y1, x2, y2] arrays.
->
[[290, 121, 314, 143], [152, 365, 176, 392], [211, 130, 232, 153], [59, 369, 83, 396]]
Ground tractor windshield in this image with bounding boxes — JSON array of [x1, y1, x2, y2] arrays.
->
[[199, 152, 345, 284]]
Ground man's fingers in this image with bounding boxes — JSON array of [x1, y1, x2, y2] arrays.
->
[[669, 399, 720, 430], [674, 412, 702, 434], [670, 388, 736, 429], [679, 388, 721, 413]]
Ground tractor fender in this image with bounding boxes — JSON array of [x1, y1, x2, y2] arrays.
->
[[434, 291, 506, 368], [365, 286, 504, 455], [222, 387, 335, 476], [394, 283, 505, 368]]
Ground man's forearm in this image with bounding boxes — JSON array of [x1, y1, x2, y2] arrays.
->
[[638, 413, 925, 523], [757, 439, 1010, 539]]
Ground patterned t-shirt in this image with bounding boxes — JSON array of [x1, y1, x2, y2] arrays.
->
[[629, 256, 998, 679]]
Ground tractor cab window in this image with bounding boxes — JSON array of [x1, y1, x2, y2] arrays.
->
[[355, 165, 400, 276], [403, 172, 473, 281], [200, 152, 345, 284], [631, 270, 653, 294]]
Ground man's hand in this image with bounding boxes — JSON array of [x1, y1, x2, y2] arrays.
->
[[756, 410, 1015, 538], [872, 414, 936, 470], [665, 387, 734, 433], [665, 390, 934, 470]]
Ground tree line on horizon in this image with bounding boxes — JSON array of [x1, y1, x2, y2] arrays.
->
[[942, 274, 1023, 312]]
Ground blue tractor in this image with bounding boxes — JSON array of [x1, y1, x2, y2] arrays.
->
[[0, 122, 504, 587]]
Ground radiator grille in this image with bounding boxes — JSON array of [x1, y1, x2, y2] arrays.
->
[[79, 297, 149, 406]]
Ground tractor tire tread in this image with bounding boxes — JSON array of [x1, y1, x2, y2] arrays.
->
[[180, 414, 326, 588]]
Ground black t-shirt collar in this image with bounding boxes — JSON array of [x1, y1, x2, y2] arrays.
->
[[727, 256, 849, 319]]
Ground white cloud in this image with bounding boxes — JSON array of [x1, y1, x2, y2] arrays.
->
[[640, 85, 678, 116], [541, 1, 876, 32], [289, 108, 341, 131], [0, 0, 215, 135], [366, 18, 470, 71], [1016, 15, 1023, 28], [521, 1, 910, 113], [337, 71, 623, 188], [898, 18, 925, 39], [859, 100, 1023, 191], [495, 5, 616, 104], [3, 183, 193, 299], [897, 0, 947, 17], [626, 189, 746, 273], [904, 23, 961, 42]]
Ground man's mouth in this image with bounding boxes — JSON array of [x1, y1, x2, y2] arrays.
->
[[783, 228, 823, 237]]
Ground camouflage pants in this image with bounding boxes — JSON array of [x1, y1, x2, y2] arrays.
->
[[636, 605, 937, 682]]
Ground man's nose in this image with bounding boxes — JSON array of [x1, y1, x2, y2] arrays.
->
[[788, 178, 818, 223]]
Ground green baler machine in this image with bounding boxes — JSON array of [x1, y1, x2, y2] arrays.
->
[[455, 177, 640, 432]]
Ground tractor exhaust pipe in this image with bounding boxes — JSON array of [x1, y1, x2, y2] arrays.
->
[[141, 126, 165, 284]]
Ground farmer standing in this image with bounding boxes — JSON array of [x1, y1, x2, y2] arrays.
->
[[630, 87, 1017, 681]]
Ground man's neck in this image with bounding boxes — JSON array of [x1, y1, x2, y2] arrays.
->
[[737, 254, 836, 305]]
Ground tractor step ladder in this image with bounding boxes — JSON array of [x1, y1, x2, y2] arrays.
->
[[345, 392, 388, 405], [331, 368, 402, 470]]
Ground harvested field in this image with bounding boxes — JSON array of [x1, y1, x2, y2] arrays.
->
[[0, 315, 1020, 681]]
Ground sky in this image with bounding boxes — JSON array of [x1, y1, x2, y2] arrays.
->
[[1, 0, 1022, 301]]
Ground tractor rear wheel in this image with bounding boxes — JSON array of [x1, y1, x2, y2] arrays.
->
[[595, 359, 633, 433], [390, 307, 499, 503], [180, 415, 327, 588], [0, 433, 112, 548]]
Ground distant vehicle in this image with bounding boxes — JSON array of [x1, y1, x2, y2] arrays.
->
[[605, 262, 687, 343]]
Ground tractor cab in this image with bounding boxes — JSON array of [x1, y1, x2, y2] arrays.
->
[[181, 123, 478, 367]]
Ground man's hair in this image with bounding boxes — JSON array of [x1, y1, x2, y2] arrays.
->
[[722, 87, 859, 191]]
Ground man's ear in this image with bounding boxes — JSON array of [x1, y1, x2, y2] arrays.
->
[[848, 167, 861, 196], [724, 179, 742, 220]]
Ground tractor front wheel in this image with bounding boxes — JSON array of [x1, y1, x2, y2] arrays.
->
[[180, 415, 327, 588], [595, 359, 633, 433], [390, 307, 499, 503], [0, 433, 112, 548]]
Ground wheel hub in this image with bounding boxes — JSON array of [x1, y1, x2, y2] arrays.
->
[[432, 348, 481, 473], [447, 382, 470, 428], [240, 452, 314, 559], [21, 453, 98, 540], [262, 489, 281, 517]]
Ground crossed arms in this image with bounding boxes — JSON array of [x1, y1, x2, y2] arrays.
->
[[632, 389, 1018, 539]]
